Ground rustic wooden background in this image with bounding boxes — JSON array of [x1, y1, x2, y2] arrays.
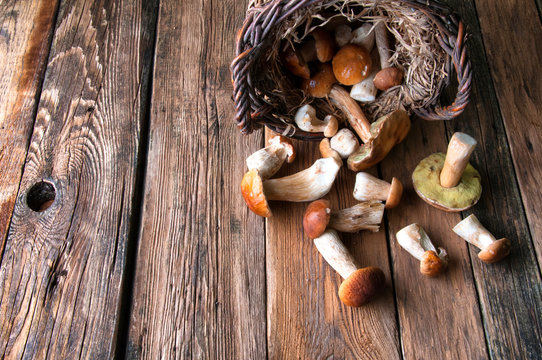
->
[[0, 0, 541, 359]]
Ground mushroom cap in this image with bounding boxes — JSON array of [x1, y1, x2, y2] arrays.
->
[[338, 266, 385, 307], [347, 110, 411, 171], [385, 177, 403, 209], [311, 28, 335, 62], [373, 67, 403, 91], [269, 135, 296, 163], [420, 250, 447, 277], [240, 169, 272, 217], [302, 63, 337, 98], [332, 44, 372, 86], [303, 200, 332, 239], [478, 238, 511, 263], [412, 153, 482, 212], [281, 46, 310, 79], [319, 138, 343, 165]]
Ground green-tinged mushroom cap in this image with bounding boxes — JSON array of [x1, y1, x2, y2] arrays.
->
[[412, 153, 481, 212]]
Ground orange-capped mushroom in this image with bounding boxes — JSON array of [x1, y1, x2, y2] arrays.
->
[[332, 44, 372, 85]]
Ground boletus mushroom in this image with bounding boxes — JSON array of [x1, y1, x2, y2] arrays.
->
[[453, 214, 511, 263], [373, 21, 403, 91], [246, 135, 295, 179], [396, 223, 449, 277], [303, 199, 385, 239], [332, 44, 372, 86], [295, 104, 339, 137], [313, 229, 386, 306], [412, 132, 481, 212], [353, 172, 403, 209], [241, 157, 341, 217]]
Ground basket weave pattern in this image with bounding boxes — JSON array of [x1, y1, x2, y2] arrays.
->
[[231, 0, 471, 140]]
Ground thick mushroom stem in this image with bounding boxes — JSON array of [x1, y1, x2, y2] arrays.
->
[[246, 135, 295, 179], [263, 157, 341, 202], [295, 105, 339, 137], [453, 214, 511, 263], [396, 223, 448, 277], [374, 21, 391, 69], [373, 21, 403, 91], [314, 229, 359, 279], [330, 128, 360, 159], [440, 132, 477, 188], [328, 201, 384, 233], [329, 85, 372, 142], [353, 172, 403, 209], [319, 138, 343, 165]]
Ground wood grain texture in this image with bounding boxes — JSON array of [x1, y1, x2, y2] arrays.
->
[[381, 119, 488, 360], [0, 0, 152, 358], [0, 0, 59, 257], [266, 133, 400, 359], [444, 0, 542, 358], [473, 0, 542, 264], [126, 0, 267, 358]]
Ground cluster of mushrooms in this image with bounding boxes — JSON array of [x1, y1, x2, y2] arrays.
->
[[240, 22, 511, 307]]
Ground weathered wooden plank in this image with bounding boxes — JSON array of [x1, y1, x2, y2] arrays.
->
[[472, 0, 542, 264], [381, 119, 489, 360], [0, 0, 154, 358], [0, 0, 59, 257], [443, 0, 542, 358], [266, 133, 400, 359], [126, 0, 267, 358]]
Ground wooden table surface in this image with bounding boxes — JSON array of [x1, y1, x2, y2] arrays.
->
[[1, 0, 541, 359]]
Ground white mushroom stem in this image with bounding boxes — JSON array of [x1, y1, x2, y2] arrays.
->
[[374, 21, 391, 69], [313, 229, 358, 279], [351, 23, 375, 52], [329, 85, 372, 143], [453, 214, 496, 250], [330, 128, 360, 159], [396, 224, 446, 261], [263, 157, 341, 202], [329, 201, 384, 233], [440, 132, 477, 188], [295, 104, 338, 137], [334, 24, 352, 47], [246, 136, 294, 179], [350, 71, 378, 103], [353, 172, 390, 202], [319, 138, 343, 165]]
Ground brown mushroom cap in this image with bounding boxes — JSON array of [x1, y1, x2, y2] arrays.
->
[[385, 177, 403, 209], [302, 63, 337, 98], [412, 153, 482, 212], [338, 266, 385, 307], [311, 28, 335, 62], [478, 238, 511, 263], [420, 250, 447, 277], [373, 67, 403, 91], [303, 200, 332, 239], [281, 46, 310, 79], [332, 44, 372, 86], [347, 110, 411, 171], [241, 169, 272, 217]]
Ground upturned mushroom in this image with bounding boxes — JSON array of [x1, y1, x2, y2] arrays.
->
[[303, 199, 385, 239], [246, 135, 295, 179], [328, 85, 411, 171], [294, 104, 339, 137], [396, 223, 449, 277], [453, 214, 511, 263], [241, 157, 341, 217], [373, 21, 403, 91], [412, 132, 481, 212], [353, 172, 403, 209], [313, 229, 386, 306]]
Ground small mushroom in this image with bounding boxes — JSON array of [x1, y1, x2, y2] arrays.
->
[[319, 138, 343, 165], [281, 46, 310, 79], [332, 44, 372, 86], [241, 157, 341, 217], [396, 223, 449, 277], [246, 135, 295, 179], [299, 28, 335, 63], [412, 132, 481, 212], [313, 229, 386, 306], [301, 63, 337, 98], [334, 24, 353, 48], [330, 128, 360, 159], [294, 104, 339, 137], [373, 21, 403, 91], [453, 214, 511, 263], [350, 71, 378, 103], [303, 199, 384, 239], [353, 172, 403, 209], [351, 23, 375, 52]]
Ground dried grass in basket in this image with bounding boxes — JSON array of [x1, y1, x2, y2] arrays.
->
[[231, 0, 472, 140]]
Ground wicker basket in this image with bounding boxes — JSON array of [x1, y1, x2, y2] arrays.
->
[[231, 0, 471, 140]]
